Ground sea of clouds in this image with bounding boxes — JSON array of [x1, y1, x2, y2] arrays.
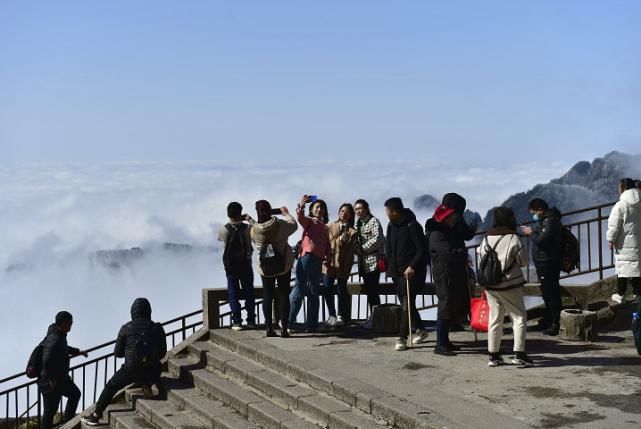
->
[[0, 159, 568, 375]]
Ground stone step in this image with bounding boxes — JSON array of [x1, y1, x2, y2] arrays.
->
[[182, 341, 389, 428], [79, 399, 134, 429], [135, 397, 207, 429], [111, 412, 158, 429], [207, 329, 439, 429]]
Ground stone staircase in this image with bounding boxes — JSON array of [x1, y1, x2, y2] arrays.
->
[[80, 329, 440, 429]]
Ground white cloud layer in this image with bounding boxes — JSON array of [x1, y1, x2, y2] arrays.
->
[[0, 160, 568, 374]]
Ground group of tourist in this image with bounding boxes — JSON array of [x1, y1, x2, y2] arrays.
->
[[34, 178, 641, 429]]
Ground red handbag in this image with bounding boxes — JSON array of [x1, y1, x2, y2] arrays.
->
[[470, 291, 490, 332], [376, 256, 388, 273]]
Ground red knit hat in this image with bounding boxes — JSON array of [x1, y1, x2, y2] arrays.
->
[[433, 204, 455, 223]]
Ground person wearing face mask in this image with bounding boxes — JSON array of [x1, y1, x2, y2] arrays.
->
[[288, 195, 332, 332], [607, 178, 641, 304], [521, 198, 564, 336], [322, 203, 358, 327]]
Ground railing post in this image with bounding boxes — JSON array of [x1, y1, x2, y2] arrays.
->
[[181, 318, 186, 341], [597, 207, 604, 280], [202, 289, 220, 330]]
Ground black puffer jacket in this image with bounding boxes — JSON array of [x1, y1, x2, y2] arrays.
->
[[114, 298, 167, 368], [40, 324, 80, 382], [426, 218, 471, 320], [386, 209, 426, 278], [530, 208, 563, 271]]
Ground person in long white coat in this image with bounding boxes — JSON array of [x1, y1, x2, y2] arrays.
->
[[607, 178, 641, 303]]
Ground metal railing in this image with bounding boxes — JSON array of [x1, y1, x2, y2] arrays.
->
[[1, 200, 618, 428]]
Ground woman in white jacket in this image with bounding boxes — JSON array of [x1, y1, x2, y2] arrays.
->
[[607, 178, 641, 303], [477, 207, 532, 368]]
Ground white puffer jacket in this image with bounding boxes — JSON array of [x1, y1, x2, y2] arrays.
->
[[476, 229, 529, 290], [607, 188, 641, 278]]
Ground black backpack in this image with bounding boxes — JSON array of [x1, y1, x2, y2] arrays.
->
[[26, 343, 43, 378], [223, 223, 249, 276], [560, 227, 580, 273], [477, 236, 507, 287], [132, 324, 158, 367], [259, 243, 285, 277]]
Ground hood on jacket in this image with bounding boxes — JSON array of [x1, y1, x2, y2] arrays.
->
[[131, 297, 152, 321], [425, 217, 449, 233], [621, 188, 641, 208], [47, 323, 64, 337], [442, 193, 466, 214], [391, 208, 417, 226], [544, 207, 562, 220], [252, 216, 278, 234]]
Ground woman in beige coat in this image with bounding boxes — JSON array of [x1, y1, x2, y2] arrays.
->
[[322, 203, 359, 327], [247, 200, 298, 338]]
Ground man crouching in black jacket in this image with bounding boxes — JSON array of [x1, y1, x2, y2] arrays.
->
[[39, 311, 88, 429], [384, 198, 429, 351], [82, 298, 167, 425]]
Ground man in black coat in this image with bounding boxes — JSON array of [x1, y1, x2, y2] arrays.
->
[[521, 198, 564, 335], [39, 311, 88, 429], [384, 198, 429, 351], [82, 298, 167, 425]]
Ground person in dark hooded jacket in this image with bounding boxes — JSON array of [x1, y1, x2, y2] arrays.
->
[[521, 198, 564, 336], [384, 198, 429, 351], [39, 311, 88, 429], [82, 298, 166, 426], [426, 200, 473, 356]]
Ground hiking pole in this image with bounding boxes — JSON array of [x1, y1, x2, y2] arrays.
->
[[407, 276, 414, 348]]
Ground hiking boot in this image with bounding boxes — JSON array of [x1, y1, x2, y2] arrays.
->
[[265, 328, 277, 338], [512, 353, 534, 368], [412, 329, 429, 345], [280, 328, 290, 338], [81, 413, 102, 426], [336, 316, 345, 327], [395, 338, 408, 351], [326, 316, 338, 327], [611, 293, 624, 304], [246, 321, 257, 330], [433, 345, 456, 356], [488, 354, 504, 367], [231, 323, 243, 331], [543, 324, 559, 336]]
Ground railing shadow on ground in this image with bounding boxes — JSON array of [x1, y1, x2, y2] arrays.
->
[[0, 200, 619, 428]]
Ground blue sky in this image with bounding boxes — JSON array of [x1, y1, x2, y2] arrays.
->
[[2, 0, 641, 165]]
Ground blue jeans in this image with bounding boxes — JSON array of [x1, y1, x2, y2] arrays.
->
[[289, 254, 322, 329], [226, 268, 256, 325], [322, 275, 349, 320]]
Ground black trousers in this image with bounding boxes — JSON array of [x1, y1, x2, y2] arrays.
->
[[538, 267, 562, 327], [617, 277, 641, 296], [261, 273, 291, 329], [40, 377, 81, 429], [362, 270, 381, 309], [95, 364, 163, 415], [395, 271, 426, 340]]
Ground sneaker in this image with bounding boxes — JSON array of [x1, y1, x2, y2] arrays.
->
[[543, 324, 559, 336], [611, 293, 624, 304], [280, 329, 290, 338], [411, 329, 429, 345], [488, 355, 504, 367], [327, 316, 338, 327], [395, 338, 408, 351], [445, 342, 461, 352], [512, 354, 534, 368], [433, 345, 456, 356], [336, 316, 345, 327], [231, 323, 243, 331], [81, 413, 102, 426]]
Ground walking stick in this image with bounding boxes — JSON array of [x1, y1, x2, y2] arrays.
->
[[407, 276, 414, 348]]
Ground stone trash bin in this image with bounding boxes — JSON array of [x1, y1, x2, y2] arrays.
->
[[371, 304, 402, 335], [559, 309, 598, 342]]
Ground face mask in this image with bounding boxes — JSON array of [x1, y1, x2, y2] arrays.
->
[[532, 213, 540, 221]]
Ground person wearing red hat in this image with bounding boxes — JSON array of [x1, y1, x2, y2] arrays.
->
[[425, 200, 474, 356]]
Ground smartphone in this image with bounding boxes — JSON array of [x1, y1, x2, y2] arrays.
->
[[309, 195, 318, 203], [270, 208, 283, 215]]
